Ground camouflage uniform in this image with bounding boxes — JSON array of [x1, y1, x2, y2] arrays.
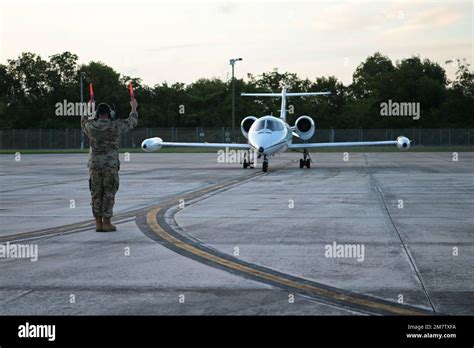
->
[[81, 112, 138, 218]]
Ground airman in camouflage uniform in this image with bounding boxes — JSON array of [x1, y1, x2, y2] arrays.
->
[[81, 99, 138, 232]]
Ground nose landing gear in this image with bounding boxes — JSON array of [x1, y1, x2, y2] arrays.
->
[[256, 153, 269, 172], [262, 155, 268, 172], [242, 150, 255, 169]]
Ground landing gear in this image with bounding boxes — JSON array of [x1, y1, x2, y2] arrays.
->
[[300, 148, 311, 169], [242, 150, 254, 169], [262, 155, 268, 172]]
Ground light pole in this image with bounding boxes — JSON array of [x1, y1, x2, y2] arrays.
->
[[230, 57, 242, 142], [80, 72, 86, 150]]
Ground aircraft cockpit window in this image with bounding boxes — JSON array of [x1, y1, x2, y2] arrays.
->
[[253, 119, 266, 131], [266, 120, 276, 131], [267, 120, 284, 131]]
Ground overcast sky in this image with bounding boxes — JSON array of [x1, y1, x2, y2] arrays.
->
[[1, 0, 472, 86]]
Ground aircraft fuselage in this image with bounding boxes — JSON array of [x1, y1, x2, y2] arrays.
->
[[247, 115, 292, 156]]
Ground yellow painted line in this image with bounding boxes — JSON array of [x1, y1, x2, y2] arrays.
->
[[1, 174, 255, 243], [146, 206, 428, 316]]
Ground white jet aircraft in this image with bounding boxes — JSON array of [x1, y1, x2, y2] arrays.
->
[[141, 88, 411, 172]]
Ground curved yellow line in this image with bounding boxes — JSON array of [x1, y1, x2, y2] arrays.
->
[[146, 206, 428, 316]]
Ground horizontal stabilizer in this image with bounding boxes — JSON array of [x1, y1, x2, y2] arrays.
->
[[241, 88, 331, 122], [241, 93, 283, 97], [286, 92, 331, 97], [241, 92, 331, 97]]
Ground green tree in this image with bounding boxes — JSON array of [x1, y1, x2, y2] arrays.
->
[[351, 52, 395, 99], [1, 51, 472, 131]]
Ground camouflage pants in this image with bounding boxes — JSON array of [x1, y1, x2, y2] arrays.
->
[[89, 168, 119, 218]]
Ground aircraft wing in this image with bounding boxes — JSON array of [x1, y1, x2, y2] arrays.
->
[[141, 137, 250, 152], [288, 137, 410, 150]]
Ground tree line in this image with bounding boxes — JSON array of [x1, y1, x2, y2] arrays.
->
[[0, 51, 472, 129]]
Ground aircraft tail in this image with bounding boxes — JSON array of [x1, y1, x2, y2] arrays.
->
[[241, 88, 331, 122]]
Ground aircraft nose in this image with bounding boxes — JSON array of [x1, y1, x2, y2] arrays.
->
[[249, 132, 277, 155]]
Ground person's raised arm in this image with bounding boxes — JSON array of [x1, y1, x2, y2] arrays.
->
[[130, 98, 138, 114], [81, 104, 92, 135], [118, 98, 139, 133]]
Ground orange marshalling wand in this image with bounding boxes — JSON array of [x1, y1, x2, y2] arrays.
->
[[89, 83, 95, 102], [129, 82, 135, 100]]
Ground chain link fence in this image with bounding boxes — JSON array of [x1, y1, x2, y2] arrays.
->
[[0, 128, 472, 149]]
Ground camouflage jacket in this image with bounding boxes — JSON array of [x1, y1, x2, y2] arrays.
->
[[81, 112, 138, 170]]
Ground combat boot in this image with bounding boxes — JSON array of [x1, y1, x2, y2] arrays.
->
[[102, 217, 117, 232], [94, 216, 103, 232]]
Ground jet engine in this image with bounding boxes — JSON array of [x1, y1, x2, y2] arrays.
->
[[293, 116, 315, 140], [241, 116, 257, 139]]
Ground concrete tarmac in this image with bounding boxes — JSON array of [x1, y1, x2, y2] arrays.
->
[[0, 152, 472, 314]]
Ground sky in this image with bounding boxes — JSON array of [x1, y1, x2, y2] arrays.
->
[[0, 0, 472, 86]]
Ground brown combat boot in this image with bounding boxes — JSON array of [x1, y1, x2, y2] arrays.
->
[[102, 217, 117, 232], [95, 216, 103, 232]]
